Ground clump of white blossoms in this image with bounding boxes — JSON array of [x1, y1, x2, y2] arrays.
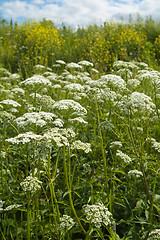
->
[[127, 79, 141, 89], [20, 176, 42, 195], [66, 62, 82, 70], [98, 74, 126, 89], [53, 99, 87, 116], [5, 204, 22, 211], [14, 111, 57, 128], [113, 60, 139, 72], [128, 170, 143, 178], [64, 83, 85, 92], [6, 132, 43, 145], [0, 99, 21, 108], [116, 150, 132, 164], [0, 200, 5, 211], [69, 117, 88, 125], [83, 203, 112, 228], [110, 141, 123, 149], [19, 74, 52, 89], [147, 229, 160, 240], [130, 92, 155, 113], [56, 60, 66, 65], [10, 87, 25, 96], [59, 215, 75, 232], [71, 140, 91, 153], [146, 138, 160, 153], [78, 60, 94, 67], [43, 127, 76, 148]]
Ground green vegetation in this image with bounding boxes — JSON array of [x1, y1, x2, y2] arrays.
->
[[0, 16, 160, 239]]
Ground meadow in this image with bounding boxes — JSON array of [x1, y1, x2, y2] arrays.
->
[[0, 17, 160, 239]]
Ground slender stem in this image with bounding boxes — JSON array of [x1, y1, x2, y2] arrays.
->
[[63, 146, 87, 235]]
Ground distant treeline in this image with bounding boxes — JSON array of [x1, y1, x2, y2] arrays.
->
[[0, 15, 160, 77]]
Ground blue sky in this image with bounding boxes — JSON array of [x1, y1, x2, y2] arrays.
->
[[0, 0, 159, 26]]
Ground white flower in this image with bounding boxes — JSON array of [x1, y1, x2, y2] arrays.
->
[[43, 128, 70, 147], [78, 60, 94, 67], [0, 99, 21, 107], [127, 79, 141, 88], [116, 150, 132, 164], [20, 74, 52, 88], [130, 92, 155, 112], [56, 60, 66, 65], [110, 141, 122, 149], [20, 176, 42, 194], [10, 87, 25, 95], [15, 111, 57, 128], [53, 99, 87, 115], [64, 83, 84, 92], [71, 140, 91, 153], [5, 204, 22, 211], [99, 74, 126, 89], [69, 117, 88, 125], [83, 203, 112, 228], [53, 118, 64, 127], [66, 62, 82, 70], [59, 215, 75, 231], [6, 132, 43, 144], [148, 229, 160, 240], [128, 170, 143, 178]]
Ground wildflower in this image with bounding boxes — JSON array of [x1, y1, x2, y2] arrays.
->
[[146, 138, 160, 153], [116, 150, 132, 164], [130, 92, 155, 112], [0, 99, 21, 108], [59, 215, 75, 231], [0, 200, 5, 211], [99, 74, 126, 89], [53, 118, 64, 127], [128, 170, 143, 178], [64, 83, 84, 92], [43, 128, 69, 147], [14, 111, 57, 128], [148, 229, 160, 240], [82, 163, 91, 174], [20, 74, 52, 88], [69, 117, 88, 125], [127, 79, 141, 88], [66, 62, 82, 70], [110, 141, 123, 149], [20, 176, 42, 195], [56, 60, 66, 65], [53, 99, 87, 115], [71, 140, 91, 153], [5, 204, 22, 211], [78, 60, 94, 67], [10, 87, 25, 95], [83, 203, 112, 228], [6, 132, 43, 144]]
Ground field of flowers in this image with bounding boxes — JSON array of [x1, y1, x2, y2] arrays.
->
[[1, 57, 160, 240]]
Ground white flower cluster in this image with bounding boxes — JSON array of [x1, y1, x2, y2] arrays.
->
[[83, 203, 112, 228], [66, 62, 82, 70], [59, 215, 75, 231], [56, 60, 66, 65], [20, 176, 42, 194], [128, 170, 143, 178], [5, 204, 22, 211], [0, 99, 21, 107], [20, 75, 52, 88], [113, 60, 139, 71], [127, 79, 141, 88], [64, 83, 85, 92], [15, 111, 57, 128], [148, 229, 160, 240], [0, 200, 5, 211], [147, 138, 160, 153], [99, 74, 126, 89], [69, 117, 88, 125], [53, 99, 87, 115], [71, 140, 91, 153], [130, 92, 155, 112], [6, 132, 43, 144], [82, 163, 91, 174], [43, 127, 75, 147], [116, 150, 132, 164], [110, 141, 123, 149], [10, 87, 25, 95], [78, 60, 94, 67]]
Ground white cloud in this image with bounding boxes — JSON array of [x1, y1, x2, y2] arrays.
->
[[0, 0, 160, 26]]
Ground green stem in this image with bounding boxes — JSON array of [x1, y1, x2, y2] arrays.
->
[[63, 146, 87, 235]]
